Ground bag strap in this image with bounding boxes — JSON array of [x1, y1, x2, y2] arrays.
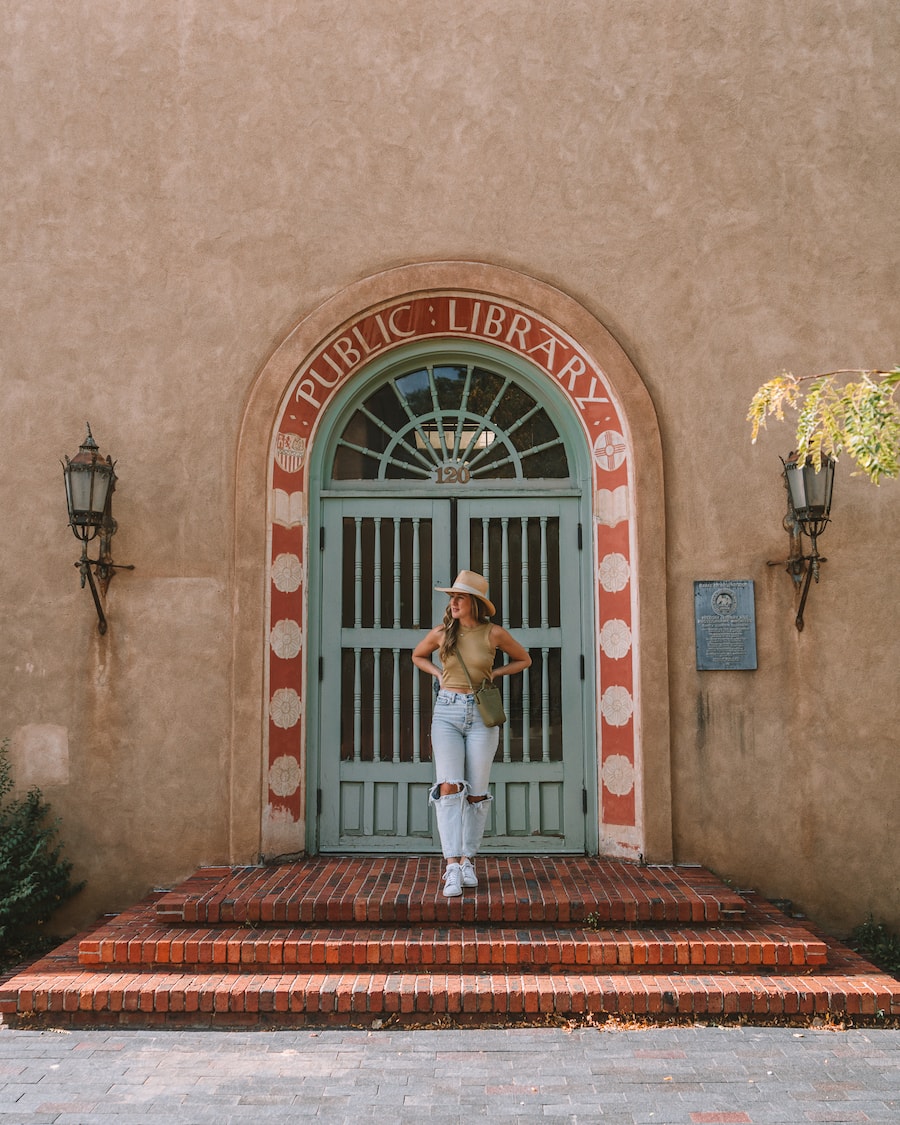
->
[[454, 648, 476, 694]]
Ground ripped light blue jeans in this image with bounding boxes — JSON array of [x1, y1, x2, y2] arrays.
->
[[429, 690, 498, 859]]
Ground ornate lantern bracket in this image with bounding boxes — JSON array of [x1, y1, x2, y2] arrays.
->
[[62, 424, 134, 634], [768, 453, 835, 632]]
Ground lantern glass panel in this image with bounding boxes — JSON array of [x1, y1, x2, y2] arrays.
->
[[89, 467, 112, 516], [801, 459, 834, 518], [785, 463, 808, 515], [786, 457, 834, 522], [70, 468, 97, 515]]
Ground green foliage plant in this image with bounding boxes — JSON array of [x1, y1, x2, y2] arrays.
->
[[849, 916, 900, 979], [748, 367, 900, 484], [0, 739, 84, 967]]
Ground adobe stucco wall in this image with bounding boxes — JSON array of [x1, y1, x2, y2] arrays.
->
[[2, 1, 897, 936]]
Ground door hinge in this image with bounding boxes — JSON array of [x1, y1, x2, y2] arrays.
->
[[319, 526, 325, 551], [577, 522, 583, 550], [582, 788, 588, 815], [317, 788, 323, 814], [580, 655, 585, 680], [318, 657, 324, 681]]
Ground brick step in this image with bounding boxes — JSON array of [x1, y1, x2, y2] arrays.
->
[[77, 920, 829, 972], [3, 958, 897, 1029], [6, 860, 897, 1030], [154, 858, 748, 926]]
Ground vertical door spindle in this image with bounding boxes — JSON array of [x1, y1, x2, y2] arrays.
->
[[353, 647, 362, 762], [372, 648, 382, 761], [520, 516, 531, 761], [373, 517, 382, 629], [412, 669, 421, 764], [392, 647, 401, 763], [540, 516, 549, 629], [354, 517, 363, 628], [522, 660, 532, 763], [541, 646, 551, 763], [412, 518, 421, 629], [392, 519, 402, 629], [501, 517, 510, 629], [520, 516, 530, 629]]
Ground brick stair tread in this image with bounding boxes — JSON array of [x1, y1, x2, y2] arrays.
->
[[3, 962, 898, 1027], [154, 858, 748, 925], [77, 920, 829, 971]]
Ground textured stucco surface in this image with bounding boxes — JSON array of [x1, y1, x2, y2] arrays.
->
[[1, 0, 897, 935]]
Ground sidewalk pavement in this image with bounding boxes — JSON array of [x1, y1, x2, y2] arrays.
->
[[0, 1024, 898, 1124]]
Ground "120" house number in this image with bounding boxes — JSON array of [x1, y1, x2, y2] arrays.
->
[[435, 465, 472, 484]]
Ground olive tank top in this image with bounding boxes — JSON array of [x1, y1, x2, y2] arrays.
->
[[440, 623, 496, 692]]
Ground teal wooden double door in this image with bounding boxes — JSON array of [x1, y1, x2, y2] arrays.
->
[[315, 492, 589, 853]]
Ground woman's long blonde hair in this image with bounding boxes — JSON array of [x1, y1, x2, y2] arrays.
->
[[439, 595, 489, 663]]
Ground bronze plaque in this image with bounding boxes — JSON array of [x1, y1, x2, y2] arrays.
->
[[694, 580, 757, 671]]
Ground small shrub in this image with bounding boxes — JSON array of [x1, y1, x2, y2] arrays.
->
[[0, 739, 84, 971], [849, 916, 900, 979]]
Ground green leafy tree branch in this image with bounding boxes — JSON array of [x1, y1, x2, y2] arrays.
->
[[748, 367, 900, 484]]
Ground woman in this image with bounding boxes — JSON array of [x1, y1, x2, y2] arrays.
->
[[412, 570, 531, 897]]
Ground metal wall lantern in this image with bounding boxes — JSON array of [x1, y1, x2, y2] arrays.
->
[[62, 424, 133, 634], [774, 452, 835, 632]]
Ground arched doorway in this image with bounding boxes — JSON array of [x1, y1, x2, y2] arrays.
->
[[230, 263, 672, 867], [307, 342, 594, 853]]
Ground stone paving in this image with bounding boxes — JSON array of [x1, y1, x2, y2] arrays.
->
[[0, 1024, 898, 1123]]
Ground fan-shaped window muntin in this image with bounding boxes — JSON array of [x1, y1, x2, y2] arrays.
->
[[331, 361, 570, 482]]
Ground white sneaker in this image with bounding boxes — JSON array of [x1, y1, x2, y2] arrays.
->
[[442, 863, 463, 897], [460, 858, 478, 887]]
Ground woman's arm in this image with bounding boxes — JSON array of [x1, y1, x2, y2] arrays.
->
[[489, 626, 532, 679], [412, 626, 445, 681]]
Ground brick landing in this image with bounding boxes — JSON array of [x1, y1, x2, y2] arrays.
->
[[2, 857, 898, 1029]]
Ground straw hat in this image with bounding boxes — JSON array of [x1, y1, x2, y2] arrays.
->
[[435, 570, 496, 617]]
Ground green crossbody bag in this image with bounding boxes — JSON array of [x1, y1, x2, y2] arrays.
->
[[455, 650, 507, 728]]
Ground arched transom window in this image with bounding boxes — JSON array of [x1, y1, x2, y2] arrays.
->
[[331, 362, 570, 483]]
